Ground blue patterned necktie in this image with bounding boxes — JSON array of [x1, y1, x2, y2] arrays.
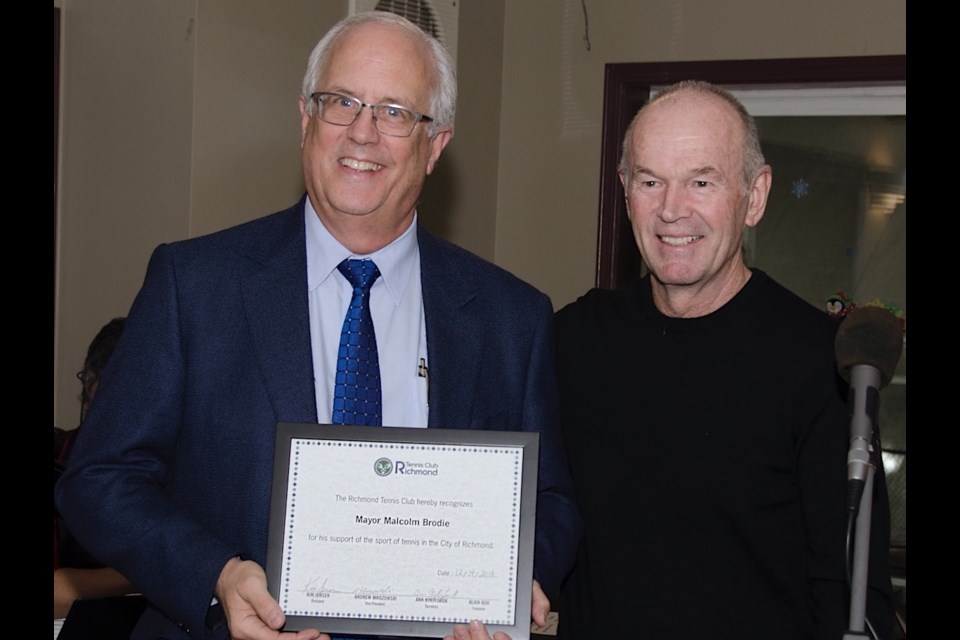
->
[[332, 259, 382, 426]]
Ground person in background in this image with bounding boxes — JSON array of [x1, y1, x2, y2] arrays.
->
[[54, 317, 134, 618], [554, 80, 895, 639], [56, 11, 579, 640]]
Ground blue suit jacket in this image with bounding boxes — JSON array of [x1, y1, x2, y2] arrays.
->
[[56, 198, 580, 639]]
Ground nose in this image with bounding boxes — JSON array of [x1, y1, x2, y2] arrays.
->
[[347, 104, 381, 144], [658, 183, 690, 223]]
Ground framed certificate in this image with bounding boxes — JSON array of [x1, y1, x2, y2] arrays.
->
[[266, 423, 540, 639]]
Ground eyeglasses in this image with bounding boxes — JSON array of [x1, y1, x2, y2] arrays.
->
[[310, 92, 433, 137]]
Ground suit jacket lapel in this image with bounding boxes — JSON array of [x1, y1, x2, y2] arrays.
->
[[419, 227, 485, 429], [240, 200, 318, 424]]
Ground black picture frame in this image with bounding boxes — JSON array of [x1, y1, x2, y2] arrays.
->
[[267, 423, 540, 640]]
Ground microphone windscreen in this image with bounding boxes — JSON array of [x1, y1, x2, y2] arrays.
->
[[834, 306, 904, 387]]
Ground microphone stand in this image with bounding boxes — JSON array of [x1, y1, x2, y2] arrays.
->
[[842, 363, 881, 640], [843, 462, 875, 639]]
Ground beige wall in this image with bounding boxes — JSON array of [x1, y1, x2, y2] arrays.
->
[[189, 1, 341, 236], [54, 0, 347, 426], [54, 0, 905, 426], [417, 0, 505, 259], [55, 0, 197, 426]]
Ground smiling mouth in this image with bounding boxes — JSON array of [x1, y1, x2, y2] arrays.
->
[[659, 235, 703, 247], [340, 158, 383, 172]]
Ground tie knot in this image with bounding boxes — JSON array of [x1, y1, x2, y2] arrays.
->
[[338, 259, 380, 291]]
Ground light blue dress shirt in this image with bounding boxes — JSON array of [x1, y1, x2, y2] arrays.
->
[[305, 200, 429, 428]]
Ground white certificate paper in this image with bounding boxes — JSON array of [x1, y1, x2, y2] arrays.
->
[[266, 424, 539, 639]]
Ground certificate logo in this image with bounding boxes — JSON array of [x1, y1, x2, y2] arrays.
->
[[374, 457, 394, 476]]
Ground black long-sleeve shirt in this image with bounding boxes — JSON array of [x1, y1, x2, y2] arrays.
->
[[555, 270, 894, 640]]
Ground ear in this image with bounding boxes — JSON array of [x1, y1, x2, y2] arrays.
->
[[425, 129, 453, 175], [619, 169, 633, 218], [298, 96, 310, 147], [744, 165, 772, 228]]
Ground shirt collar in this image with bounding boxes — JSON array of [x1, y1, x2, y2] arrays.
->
[[304, 197, 418, 305]]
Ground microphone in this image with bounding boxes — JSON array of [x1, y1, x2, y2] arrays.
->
[[834, 306, 904, 488], [835, 306, 903, 640]]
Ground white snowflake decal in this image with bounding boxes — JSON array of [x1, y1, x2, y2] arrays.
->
[[791, 178, 810, 199]]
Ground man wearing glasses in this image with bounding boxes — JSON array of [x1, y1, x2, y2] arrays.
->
[[56, 11, 579, 640]]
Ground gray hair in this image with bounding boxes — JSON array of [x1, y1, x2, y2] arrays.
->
[[619, 80, 765, 191], [301, 11, 456, 137]]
